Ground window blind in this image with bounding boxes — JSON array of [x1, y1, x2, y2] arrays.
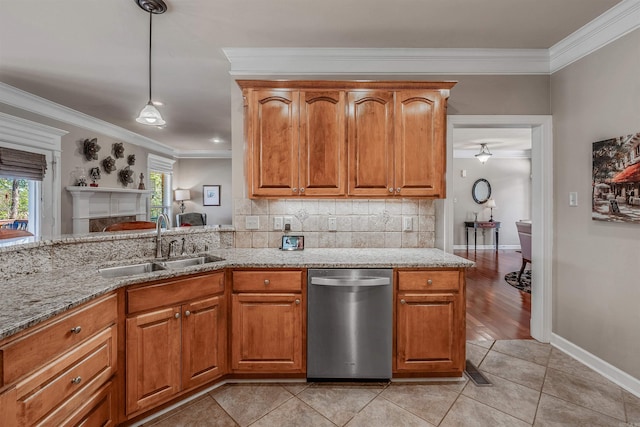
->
[[0, 147, 47, 181]]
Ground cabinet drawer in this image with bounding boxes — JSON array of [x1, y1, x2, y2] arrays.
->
[[397, 270, 461, 292], [16, 325, 116, 426], [232, 270, 303, 292], [41, 380, 114, 427], [0, 293, 117, 385], [127, 271, 224, 314]]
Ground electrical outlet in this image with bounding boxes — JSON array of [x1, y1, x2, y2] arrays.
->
[[273, 217, 283, 230], [569, 192, 578, 207], [328, 217, 337, 231], [245, 216, 260, 230], [283, 216, 292, 231], [403, 217, 413, 231]]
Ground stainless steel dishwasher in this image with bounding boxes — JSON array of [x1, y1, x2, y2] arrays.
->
[[307, 268, 392, 380]]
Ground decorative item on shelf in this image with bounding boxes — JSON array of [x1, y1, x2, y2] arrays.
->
[[113, 142, 125, 159], [475, 143, 493, 164], [485, 198, 497, 222], [135, 0, 167, 127], [138, 173, 145, 190], [175, 189, 191, 213], [102, 156, 116, 173], [83, 138, 100, 161], [71, 166, 88, 186], [127, 154, 136, 165], [89, 167, 101, 187], [118, 166, 135, 187]]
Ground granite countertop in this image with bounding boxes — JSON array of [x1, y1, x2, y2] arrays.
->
[[0, 248, 473, 341]]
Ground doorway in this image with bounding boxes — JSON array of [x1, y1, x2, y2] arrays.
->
[[436, 115, 553, 343]]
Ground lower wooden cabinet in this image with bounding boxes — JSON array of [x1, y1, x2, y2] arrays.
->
[[230, 269, 305, 373], [125, 272, 226, 415], [395, 269, 465, 376]]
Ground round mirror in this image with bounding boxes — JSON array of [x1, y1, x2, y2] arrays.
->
[[472, 178, 491, 204]]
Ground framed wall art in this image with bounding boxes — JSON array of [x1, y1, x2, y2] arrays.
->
[[203, 185, 221, 206]]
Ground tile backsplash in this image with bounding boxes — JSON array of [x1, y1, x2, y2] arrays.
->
[[233, 198, 435, 249]]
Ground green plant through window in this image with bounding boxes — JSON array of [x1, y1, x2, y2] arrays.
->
[[149, 171, 168, 222], [0, 178, 29, 220]]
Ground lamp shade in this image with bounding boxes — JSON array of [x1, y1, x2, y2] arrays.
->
[[485, 198, 497, 208], [174, 189, 191, 201], [475, 143, 493, 163], [136, 102, 166, 126]]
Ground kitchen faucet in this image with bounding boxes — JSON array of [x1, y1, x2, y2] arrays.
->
[[155, 213, 170, 258]]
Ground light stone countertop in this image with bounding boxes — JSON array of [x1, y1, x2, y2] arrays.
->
[[0, 248, 473, 341]]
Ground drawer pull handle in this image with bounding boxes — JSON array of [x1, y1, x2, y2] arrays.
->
[[264, 279, 270, 285], [400, 299, 406, 305], [174, 313, 181, 319], [184, 310, 191, 317], [295, 299, 300, 305], [70, 326, 82, 334], [71, 376, 82, 385], [427, 279, 433, 285]]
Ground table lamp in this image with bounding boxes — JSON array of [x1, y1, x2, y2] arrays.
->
[[485, 198, 497, 222], [174, 189, 191, 213]]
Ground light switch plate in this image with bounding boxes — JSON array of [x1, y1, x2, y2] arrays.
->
[[245, 216, 260, 230], [273, 217, 283, 230], [328, 217, 337, 231], [569, 192, 578, 207], [403, 217, 413, 231]]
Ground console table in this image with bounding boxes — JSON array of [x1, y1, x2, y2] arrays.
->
[[464, 221, 501, 251]]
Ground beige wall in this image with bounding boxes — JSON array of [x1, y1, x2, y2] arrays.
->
[[551, 29, 640, 378]]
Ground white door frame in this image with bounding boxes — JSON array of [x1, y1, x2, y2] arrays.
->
[[437, 115, 553, 343]]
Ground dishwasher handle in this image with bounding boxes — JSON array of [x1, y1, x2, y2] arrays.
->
[[310, 276, 390, 287]]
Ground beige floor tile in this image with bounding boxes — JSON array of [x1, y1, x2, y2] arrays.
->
[[149, 396, 238, 427], [210, 384, 293, 426], [298, 386, 378, 426], [380, 383, 465, 426], [440, 395, 530, 427], [462, 371, 540, 423], [480, 350, 547, 391], [279, 382, 310, 395], [534, 393, 628, 426], [466, 342, 490, 366], [624, 390, 640, 425], [548, 348, 617, 386], [492, 339, 552, 366], [542, 367, 625, 421], [249, 397, 334, 427], [467, 339, 495, 350], [345, 396, 435, 427]]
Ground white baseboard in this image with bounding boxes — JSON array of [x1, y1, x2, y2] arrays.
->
[[453, 244, 520, 251], [551, 333, 640, 398]]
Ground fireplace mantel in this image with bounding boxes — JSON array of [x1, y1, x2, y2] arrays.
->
[[66, 186, 153, 234]]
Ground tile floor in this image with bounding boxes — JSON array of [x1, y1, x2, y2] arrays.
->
[[144, 340, 640, 427]]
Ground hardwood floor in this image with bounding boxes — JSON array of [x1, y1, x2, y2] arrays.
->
[[454, 249, 532, 341]]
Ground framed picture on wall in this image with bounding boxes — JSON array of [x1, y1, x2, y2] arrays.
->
[[203, 185, 221, 206]]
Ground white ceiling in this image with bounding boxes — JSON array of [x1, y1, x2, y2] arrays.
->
[[0, 0, 622, 153]]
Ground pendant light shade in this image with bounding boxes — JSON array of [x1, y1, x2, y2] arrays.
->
[[475, 143, 493, 163], [135, 0, 166, 126]]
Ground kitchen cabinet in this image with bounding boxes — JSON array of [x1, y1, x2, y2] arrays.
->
[[231, 269, 305, 373], [239, 81, 455, 199], [0, 293, 117, 426], [243, 88, 346, 197], [125, 271, 226, 415], [395, 269, 465, 376]]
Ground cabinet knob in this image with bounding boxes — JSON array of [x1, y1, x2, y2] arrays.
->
[[427, 279, 433, 285], [292, 188, 298, 193], [388, 187, 394, 193], [396, 187, 401, 193], [70, 326, 82, 334], [300, 187, 305, 193], [400, 299, 406, 305], [295, 299, 301, 305], [174, 312, 181, 319], [71, 376, 82, 385], [264, 279, 270, 285], [184, 310, 191, 317]]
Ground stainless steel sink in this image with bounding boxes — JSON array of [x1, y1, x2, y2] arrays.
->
[[98, 262, 166, 278], [158, 255, 225, 269]]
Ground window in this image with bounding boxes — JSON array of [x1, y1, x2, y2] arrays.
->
[[147, 154, 175, 224], [0, 178, 30, 230]]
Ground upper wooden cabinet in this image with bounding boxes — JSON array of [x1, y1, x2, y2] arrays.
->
[[238, 80, 455, 199]]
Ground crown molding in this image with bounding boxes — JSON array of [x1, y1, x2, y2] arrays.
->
[[0, 111, 67, 152], [0, 82, 175, 157], [549, 0, 640, 73], [224, 48, 550, 76], [174, 149, 232, 159]]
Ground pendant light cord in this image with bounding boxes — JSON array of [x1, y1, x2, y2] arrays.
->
[[148, 11, 152, 102]]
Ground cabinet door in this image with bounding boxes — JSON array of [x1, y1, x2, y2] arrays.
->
[[396, 293, 464, 374], [231, 293, 303, 372], [299, 90, 346, 196], [249, 89, 300, 197], [0, 387, 16, 427], [394, 90, 446, 197], [182, 295, 226, 390], [347, 91, 395, 196], [126, 306, 181, 415]]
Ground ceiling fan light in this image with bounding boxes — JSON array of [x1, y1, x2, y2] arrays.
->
[[136, 102, 166, 126], [475, 143, 493, 163]]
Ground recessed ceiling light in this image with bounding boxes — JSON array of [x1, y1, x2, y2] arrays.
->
[[209, 138, 224, 144]]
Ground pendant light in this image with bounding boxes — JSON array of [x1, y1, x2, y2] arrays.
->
[[135, 0, 167, 126], [475, 143, 493, 163]]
